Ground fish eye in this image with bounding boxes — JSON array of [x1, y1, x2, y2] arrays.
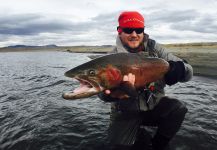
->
[[88, 70, 95, 76]]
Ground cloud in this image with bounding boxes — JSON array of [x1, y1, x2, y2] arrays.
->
[[145, 9, 198, 27], [0, 5, 217, 46], [0, 14, 75, 35], [145, 9, 217, 35], [0, 12, 118, 46], [170, 14, 217, 34], [91, 12, 118, 30], [0, 12, 117, 35]]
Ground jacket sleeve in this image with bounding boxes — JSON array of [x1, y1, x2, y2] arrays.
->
[[98, 92, 120, 102], [154, 43, 193, 82]]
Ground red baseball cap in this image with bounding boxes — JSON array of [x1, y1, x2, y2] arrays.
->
[[118, 11, 145, 28]]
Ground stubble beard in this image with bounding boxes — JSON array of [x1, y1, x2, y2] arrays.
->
[[123, 39, 144, 53]]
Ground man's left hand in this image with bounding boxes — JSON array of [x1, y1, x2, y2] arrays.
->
[[165, 61, 185, 85]]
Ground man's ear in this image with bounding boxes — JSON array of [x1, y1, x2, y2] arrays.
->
[[117, 26, 122, 34]]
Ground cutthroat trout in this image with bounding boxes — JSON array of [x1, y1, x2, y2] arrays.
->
[[62, 53, 169, 100]]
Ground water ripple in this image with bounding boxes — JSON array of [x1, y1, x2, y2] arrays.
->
[[25, 80, 66, 91], [0, 52, 217, 150]]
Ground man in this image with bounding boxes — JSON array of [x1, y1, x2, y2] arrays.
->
[[98, 11, 193, 150]]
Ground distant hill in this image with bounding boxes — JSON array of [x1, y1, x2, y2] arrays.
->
[[7, 44, 58, 48]]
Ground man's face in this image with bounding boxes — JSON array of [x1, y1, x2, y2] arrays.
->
[[119, 29, 144, 49]]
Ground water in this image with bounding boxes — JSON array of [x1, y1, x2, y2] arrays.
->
[[0, 51, 216, 150]]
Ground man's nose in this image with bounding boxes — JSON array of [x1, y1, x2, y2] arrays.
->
[[130, 31, 137, 36]]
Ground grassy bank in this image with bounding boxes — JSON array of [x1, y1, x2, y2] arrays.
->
[[162, 43, 217, 78], [0, 45, 114, 53]]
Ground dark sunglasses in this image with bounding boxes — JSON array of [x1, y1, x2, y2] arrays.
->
[[118, 27, 144, 34]]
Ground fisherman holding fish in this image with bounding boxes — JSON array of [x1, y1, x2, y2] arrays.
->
[[98, 11, 193, 150]]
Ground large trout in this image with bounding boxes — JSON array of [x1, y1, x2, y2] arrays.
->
[[62, 53, 169, 100]]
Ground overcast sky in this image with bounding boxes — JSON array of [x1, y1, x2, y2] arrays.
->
[[0, 0, 217, 47]]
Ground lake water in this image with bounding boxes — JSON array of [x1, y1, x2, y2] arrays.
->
[[0, 51, 216, 150]]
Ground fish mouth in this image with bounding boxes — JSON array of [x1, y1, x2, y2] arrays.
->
[[62, 77, 103, 100]]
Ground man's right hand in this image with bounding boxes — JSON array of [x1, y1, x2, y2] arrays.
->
[[104, 73, 136, 99]]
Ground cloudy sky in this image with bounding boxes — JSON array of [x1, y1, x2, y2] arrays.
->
[[0, 0, 217, 47]]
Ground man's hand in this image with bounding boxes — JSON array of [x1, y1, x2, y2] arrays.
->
[[165, 61, 185, 85], [104, 73, 135, 99]]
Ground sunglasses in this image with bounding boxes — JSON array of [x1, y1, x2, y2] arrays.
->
[[118, 27, 144, 34]]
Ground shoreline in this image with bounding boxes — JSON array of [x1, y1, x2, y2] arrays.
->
[[1, 45, 216, 79], [194, 73, 217, 80]]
